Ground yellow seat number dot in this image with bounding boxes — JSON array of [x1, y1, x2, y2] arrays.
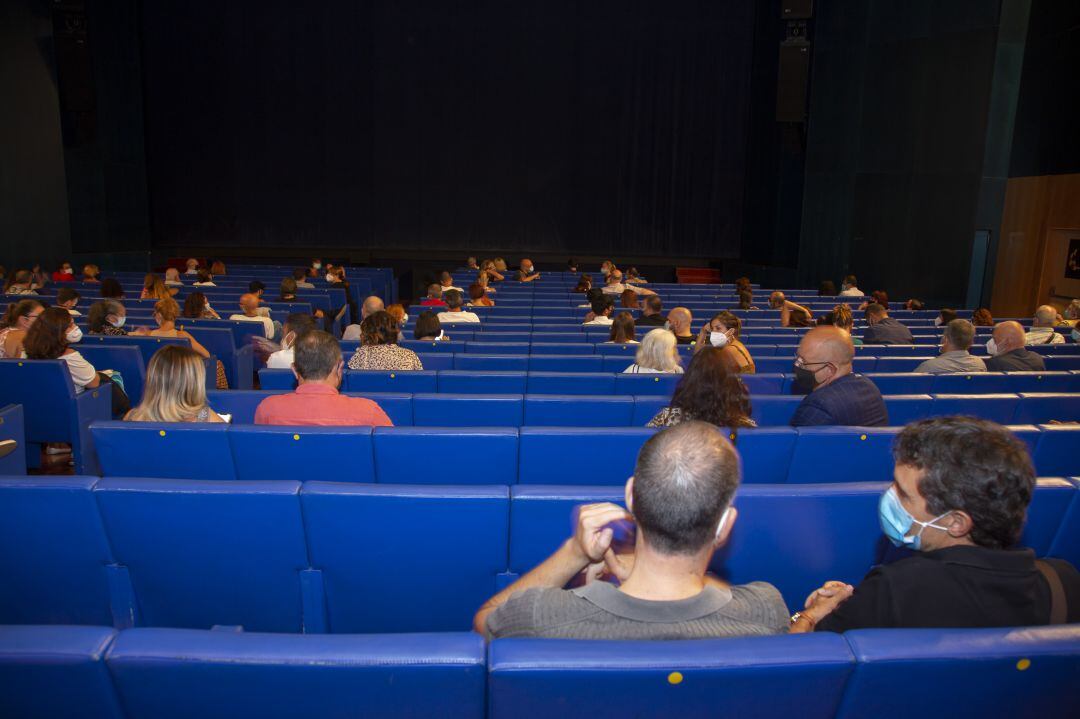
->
[[667, 672, 683, 685], [293, 434, 300, 441], [1016, 659, 1031, 671], [859, 434, 867, 441], [159, 430, 166, 437]]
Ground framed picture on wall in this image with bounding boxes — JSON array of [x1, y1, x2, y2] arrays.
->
[[1067, 239, 1080, 280]]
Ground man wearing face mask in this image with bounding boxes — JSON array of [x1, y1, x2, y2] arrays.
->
[[789, 326, 888, 427], [913, 319, 986, 374], [984, 321, 1046, 372], [267, 313, 317, 369], [792, 417, 1079, 633], [475, 421, 790, 639], [517, 259, 541, 283]]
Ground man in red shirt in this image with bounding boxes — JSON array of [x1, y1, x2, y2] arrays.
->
[[254, 330, 393, 427], [419, 283, 447, 308]]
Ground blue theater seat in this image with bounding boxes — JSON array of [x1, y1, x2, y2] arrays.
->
[[602, 355, 642, 372], [344, 370, 438, 393], [399, 339, 465, 354], [881, 395, 933, 425], [742, 373, 786, 394], [0, 404, 27, 475], [76, 344, 147, 405], [436, 370, 527, 394], [415, 352, 454, 370], [595, 342, 643, 356], [1023, 478, 1077, 557], [0, 625, 123, 719], [524, 394, 634, 426], [527, 371, 614, 394], [529, 342, 594, 355], [412, 393, 524, 426], [184, 326, 254, 389], [454, 354, 529, 371], [1013, 393, 1080, 424], [106, 628, 486, 719], [94, 478, 311, 632], [257, 369, 296, 389], [787, 427, 902, 484], [301, 482, 509, 632], [864, 373, 933, 395], [736, 427, 799, 483], [228, 425, 375, 483], [751, 395, 801, 425], [614, 372, 681, 396], [631, 395, 670, 425], [835, 627, 1080, 719], [1005, 371, 1080, 393], [930, 393, 1020, 424], [1050, 478, 1080, 566], [873, 357, 936, 373], [1032, 425, 1080, 477], [465, 341, 530, 355], [373, 427, 517, 484], [527, 355, 605, 372], [0, 477, 117, 626], [928, 372, 1009, 394], [488, 634, 854, 719], [517, 428, 658, 485], [91, 421, 236, 480]]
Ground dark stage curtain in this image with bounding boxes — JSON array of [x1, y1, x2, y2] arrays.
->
[[141, 0, 754, 258]]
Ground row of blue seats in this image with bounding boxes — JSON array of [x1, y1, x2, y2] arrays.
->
[[75, 331, 254, 389], [90, 422, 1080, 483], [2, 623, 1075, 719], [2, 476, 1076, 633]]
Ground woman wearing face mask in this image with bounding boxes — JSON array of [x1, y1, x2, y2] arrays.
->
[[267, 313, 318, 369], [87, 300, 147, 337], [23, 307, 131, 417], [694, 311, 755, 373], [52, 262, 76, 282], [0, 299, 44, 358]]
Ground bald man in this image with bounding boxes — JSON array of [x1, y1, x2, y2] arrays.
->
[[342, 296, 386, 342], [986, 321, 1046, 372], [769, 292, 813, 327], [518, 259, 541, 283], [790, 326, 888, 427], [1024, 305, 1065, 345], [667, 307, 696, 345], [229, 293, 276, 339]]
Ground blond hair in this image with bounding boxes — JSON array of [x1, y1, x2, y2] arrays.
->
[[126, 345, 210, 422], [635, 328, 681, 372], [154, 297, 180, 322]]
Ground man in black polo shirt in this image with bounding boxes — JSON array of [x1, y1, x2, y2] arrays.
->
[[637, 295, 667, 327], [791, 416, 1079, 633]]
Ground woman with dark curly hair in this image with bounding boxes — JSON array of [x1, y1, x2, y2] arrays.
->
[[347, 310, 423, 370], [646, 348, 755, 431]]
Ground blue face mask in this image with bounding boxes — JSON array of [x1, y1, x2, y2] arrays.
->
[[878, 487, 952, 550]]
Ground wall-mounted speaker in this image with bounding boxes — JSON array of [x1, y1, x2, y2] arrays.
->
[[776, 40, 810, 122]]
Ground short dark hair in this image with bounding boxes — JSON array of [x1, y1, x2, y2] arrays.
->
[[906, 298, 924, 310], [292, 330, 341, 380], [196, 269, 212, 283], [670, 348, 752, 428], [939, 308, 958, 325], [645, 295, 663, 314], [865, 302, 886, 318], [943, 319, 975, 350], [893, 416, 1034, 549], [293, 268, 308, 281], [249, 280, 266, 294], [632, 421, 741, 555], [871, 290, 889, 306], [284, 312, 317, 338], [100, 278, 124, 299], [818, 280, 836, 296], [444, 289, 464, 310], [591, 295, 614, 315], [414, 310, 442, 339], [87, 300, 122, 333], [23, 307, 72, 360], [585, 288, 603, 303], [360, 310, 399, 346], [843, 275, 857, 287], [280, 278, 298, 299], [57, 288, 80, 304]]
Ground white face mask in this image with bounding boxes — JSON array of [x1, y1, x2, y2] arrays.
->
[[282, 332, 296, 350], [715, 507, 732, 539], [709, 331, 730, 348], [933, 316, 943, 326], [326, 274, 335, 283], [1073, 329, 1080, 343], [313, 263, 322, 270], [62, 267, 72, 274], [663, 321, 671, 331], [66, 326, 83, 343], [401, 313, 409, 326], [110, 315, 126, 328], [986, 338, 999, 356]]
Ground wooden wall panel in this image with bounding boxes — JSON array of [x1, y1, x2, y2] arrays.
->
[[992, 173, 1080, 317]]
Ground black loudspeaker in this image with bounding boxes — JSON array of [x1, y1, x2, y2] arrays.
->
[[781, 0, 813, 20], [776, 40, 810, 122], [52, 0, 96, 146]]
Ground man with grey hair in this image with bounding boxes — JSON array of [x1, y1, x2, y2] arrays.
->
[[437, 289, 480, 324], [475, 421, 789, 639], [342, 295, 385, 341], [914, 320, 987, 374], [1024, 305, 1065, 345]]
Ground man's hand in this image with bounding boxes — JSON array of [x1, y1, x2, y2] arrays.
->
[[571, 503, 633, 566], [802, 580, 854, 622]]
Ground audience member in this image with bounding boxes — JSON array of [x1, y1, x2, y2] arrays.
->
[[637, 295, 666, 327], [625, 267, 647, 284], [468, 283, 494, 307], [862, 303, 914, 344], [248, 280, 267, 301], [790, 326, 888, 427], [29, 264, 48, 289], [648, 348, 755, 430], [623, 328, 683, 374], [342, 295, 385, 341], [164, 268, 183, 287], [4, 270, 38, 295], [573, 274, 592, 293], [579, 287, 603, 310], [0, 299, 43, 358], [210, 261, 226, 276], [348, 311, 423, 370], [420, 284, 447, 307], [839, 275, 863, 297], [904, 299, 924, 311], [600, 260, 614, 278], [602, 270, 656, 297], [56, 288, 81, 316], [828, 304, 862, 347], [584, 295, 615, 325], [142, 274, 175, 300], [308, 258, 322, 277], [935, 308, 958, 327], [229, 293, 276, 339], [125, 346, 226, 423], [517, 259, 540, 283], [620, 288, 641, 309], [466, 256, 480, 270], [694, 310, 755, 373], [606, 311, 638, 344], [1064, 299, 1080, 322], [150, 298, 227, 388], [254, 330, 393, 426], [1025, 305, 1066, 345], [82, 264, 101, 283], [385, 304, 407, 327], [475, 421, 788, 639], [794, 417, 1079, 632], [438, 289, 481, 324], [567, 259, 578, 273], [87, 300, 138, 336], [182, 292, 220, 319], [476, 270, 496, 295], [52, 262, 75, 282], [100, 278, 124, 299], [193, 269, 216, 287], [413, 310, 448, 341], [818, 280, 836, 296], [293, 267, 314, 289], [768, 292, 813, 327], [914, 320, 987, 374], [439, 271, 462, 292], [482, 259, 505, 282], [972, 307, 994, 326], [985, 321, 1046, 371], [666, 307, 695, 344], [734, 276, 752, 294], [267, 313, 318, 369], [184, 258, 199, 275], [737, 290, 757, 311]]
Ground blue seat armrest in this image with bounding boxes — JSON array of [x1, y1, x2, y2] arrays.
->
[[72, 383, 112, 475]]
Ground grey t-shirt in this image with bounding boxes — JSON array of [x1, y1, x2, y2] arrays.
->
[[486, 580, 790, 640]]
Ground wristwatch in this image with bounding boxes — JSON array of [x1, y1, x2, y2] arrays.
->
[[790, 611, 816, 627]]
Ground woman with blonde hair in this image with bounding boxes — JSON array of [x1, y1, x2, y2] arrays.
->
[[140, 274, 175, 300], [125, 345, 226, 423], [481, 260, 505, 282], [623, 328, 684, 374]]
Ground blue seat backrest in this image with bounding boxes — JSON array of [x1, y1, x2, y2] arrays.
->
[[0, 477, 115, 625], [257, 368, 296, 389], [527, 355, 605, 372], [613, 372, 681, 396], [1013, 392, 1080, 424], [836, 627, 1080, 719], [0, 404, 27, 474], [882, 395, 934, 425], [742, 373, 785, 394], [1050, 478, 1080, 565], [928, 372, 1009, 394], [529, 342, 594, 355], [930, 393, 1020, 424], [301, 482, 509, 632], [78, 334, 189, 367], [1045, 355, 1080, 371], [455, 354, 529, 371], [207, 389, 284, 423], [412, 393, 524, 426], [400, 339, 466, 354], [527, 372, 614, 395], [92, 421, 235, 480], [1005, 371, 1079, 393], [76, 344, 147, 405], [344, 370, 438, 393], [437, 370, 527, 394], [415, 352, 455, 370], [0, 626, 123, 719], [524, 394, 634, 426], [373, 427, 518, 484], [106, 628, 486, 719], [873, 357, 934, 373], [787, 427, 902, 484], [518, 428, 658, 485], [1023, 479, 1077, 556], [631, 395, 669, 425], [715, 483, 886, 607], [94, 478, 309, 632], [508, 486, 623, 575], [595, 343, 642, 357], [488, 634, 854, 719], [1032, 425, 1080, 477], [735, 427, 799, 483], [466, 341, 531, 355], [0, 359, 76, 439], [751, 395, 801, 425], [864, 373, 933, 395], [228, 425, 375, 482], [602, 355, 641, 372]]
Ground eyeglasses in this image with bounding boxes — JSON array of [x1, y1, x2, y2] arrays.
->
[[794, 356, 834, 371]]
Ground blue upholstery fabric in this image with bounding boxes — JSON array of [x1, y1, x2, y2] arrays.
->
[[524, 394, 634, 426], [836, 627, 1080, 719], [256, 369, 296, 390], [526, 371, 613, 394], [929, 372, 1009, 394], [92, 422, 236, 481], [1022, 478, 1077, 556], [787, 427, 902, 484], [0, 404, 27, 475], [301, 482, 509, 632], [929, 393, 1020, 424], [228, 425, 375, 482], [436, 370, 527, 394], [517, 428, 658, 485], [1049, 478, 1080, 566], [742, 373, 785, 394], [751, 396, 801, 425], [737, 427, 799, 483], [76, 344, 147, 405], [77, 334, 189, 368], [0, 477, 115, 625], [1013, 393, 1080, 424], [1032, 425, 1080, 477], [631, 395, 670, 425], [488, 634, 855, 719], [94, 478, 309, 632], [1004, 371, 1079, 393], [412, 394, 524, 426], [506, 486, 624, 576], [416, 352, 455, 370], [184, 327, 254, 389], [613, 372, 681, 396], [372, 427, 518, 484], [455, 355, 529, 371], [881, 395, 934, 425], [107, 628, 486, 719], [344, 370, 438, 393], [0, 625, 123, 719], [864, 373, 933, 395]]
